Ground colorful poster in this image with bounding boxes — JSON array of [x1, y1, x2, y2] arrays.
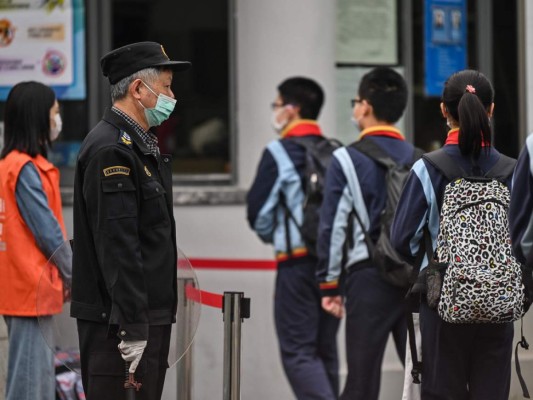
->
[[424, 0, 467, 97], [0, 0, 85, 100]]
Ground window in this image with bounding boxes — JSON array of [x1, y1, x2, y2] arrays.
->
[[0, 0, 234, 185], [111, 0, 233, 182]]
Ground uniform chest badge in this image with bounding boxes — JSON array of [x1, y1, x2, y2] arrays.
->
[[103, 166, 131, 177], [144, 166, 152, 177], [120, 131, 132, 146]]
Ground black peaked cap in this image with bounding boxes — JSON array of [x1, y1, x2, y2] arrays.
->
[[101, 41, 191, 84]]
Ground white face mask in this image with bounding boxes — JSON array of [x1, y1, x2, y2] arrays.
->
[[350, 116, 361, 132], [271, 106, 290, 134], [50, 113, 62, 141], [446, 118, 456, 129]]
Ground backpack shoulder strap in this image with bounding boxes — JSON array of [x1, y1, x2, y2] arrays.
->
[[422, 149, 467, 180], [413, 147, 425, 163], [352, 139, 396, 169], [484, 154, 516, 181], [286, 135, 322, 151], [353, 139, 423, 170]]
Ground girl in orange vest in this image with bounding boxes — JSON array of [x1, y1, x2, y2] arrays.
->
[[0, 81, 71, 400]]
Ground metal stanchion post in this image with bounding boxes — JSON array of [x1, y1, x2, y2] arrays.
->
[[177, 277, 195, 400], [222, 292, 250, 400]]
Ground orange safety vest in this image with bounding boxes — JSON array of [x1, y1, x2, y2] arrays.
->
[[0, 150, 66, 316]]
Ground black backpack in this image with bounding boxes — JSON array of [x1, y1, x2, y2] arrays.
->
[[281, 136, 343, 258], [351, 139, 423, 288]]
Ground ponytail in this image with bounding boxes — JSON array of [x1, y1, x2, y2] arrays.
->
[[457, 92, 491, 159], [442, 70, 494, 159]]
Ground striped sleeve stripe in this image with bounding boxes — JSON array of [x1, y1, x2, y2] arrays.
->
[[411, 159, 440, 269], [319, 281, 339, 290]]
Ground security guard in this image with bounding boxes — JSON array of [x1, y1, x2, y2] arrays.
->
[[71, 42, 190, 400]]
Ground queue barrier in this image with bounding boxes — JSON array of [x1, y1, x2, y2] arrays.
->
[[179, 282, 251, 400]]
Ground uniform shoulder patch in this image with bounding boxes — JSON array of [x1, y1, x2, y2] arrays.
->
[[118, 131, 133, 147], [103, 166, 131, 177]]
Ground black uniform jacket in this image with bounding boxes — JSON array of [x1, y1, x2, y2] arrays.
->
[[71, 108, 177, 341]]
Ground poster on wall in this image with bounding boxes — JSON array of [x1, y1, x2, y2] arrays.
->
[[0, 0, 85, 100], [336, 0, 398, 65], [424, 0, 467, 96]]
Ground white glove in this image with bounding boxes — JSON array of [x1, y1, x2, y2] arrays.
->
[[118, 340, 147, 373]]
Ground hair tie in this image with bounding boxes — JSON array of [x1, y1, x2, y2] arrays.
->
[[465, 85, 476, 94]]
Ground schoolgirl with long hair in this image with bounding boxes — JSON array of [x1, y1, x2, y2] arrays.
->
[[391, 70, 516, 399]]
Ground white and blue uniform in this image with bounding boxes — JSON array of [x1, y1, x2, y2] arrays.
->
[[510, 134, 533, 263], [391, 129, 515, 400], [247, 120, 340, 400], [317, 126, 414, 400]]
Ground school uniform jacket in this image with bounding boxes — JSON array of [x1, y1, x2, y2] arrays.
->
[[317, 126, 415, 296], [509, 133, 533, 263], [391, 129, 513, 274], [247, 120, 324, 263]]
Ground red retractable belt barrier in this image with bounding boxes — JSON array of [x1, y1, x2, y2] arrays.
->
[[185, 284, 223, 309], [188, 258, 277, 270]]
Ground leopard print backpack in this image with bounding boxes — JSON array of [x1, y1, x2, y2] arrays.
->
[[423, 149, 525, 323]]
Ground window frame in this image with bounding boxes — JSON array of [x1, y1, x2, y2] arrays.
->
[[86, 0, 238, 186]]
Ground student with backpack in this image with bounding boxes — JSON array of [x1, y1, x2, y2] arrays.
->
[[317, 67, 417, 400], [246, 77, 341, 399], [391, 69, 520, 399], [509, 135, 533, 308]]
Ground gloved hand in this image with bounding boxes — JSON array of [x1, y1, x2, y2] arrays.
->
[[118, 340, 147, 373]]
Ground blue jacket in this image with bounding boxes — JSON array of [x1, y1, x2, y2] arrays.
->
[[316, 127, 415, 296], [247, 120, 324, 262], [391, 135, 512, 273], [509, 134, 533, 263]]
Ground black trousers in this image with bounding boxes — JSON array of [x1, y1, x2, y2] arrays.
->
[[275, 259, 340, 400], [341, 266, 407, 400], [420, 301, 513, 400], [77, 319, 171, 400]]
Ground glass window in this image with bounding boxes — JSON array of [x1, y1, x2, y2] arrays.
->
[[0, 0, 87, 186], [0, 0, 233, 186], [112, 0, 232, 182]]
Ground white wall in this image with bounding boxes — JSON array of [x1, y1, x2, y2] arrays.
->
[[236, 0, 337, 189], [180, 1, 340, 396]]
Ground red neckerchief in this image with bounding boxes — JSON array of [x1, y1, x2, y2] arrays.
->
[[357, 125, 405, 141], [445, 128, 490, 146], [281, 120, 322, 138]]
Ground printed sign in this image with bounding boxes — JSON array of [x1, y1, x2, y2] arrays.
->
[[0, 0, 85, 100], [424, 0, 467, 96], [337, 0, 398, 65]]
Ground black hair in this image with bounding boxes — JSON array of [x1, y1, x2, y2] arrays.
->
[[277, 77, 324, 120], [442, 69, 493, 159], [358, 67, 408, 124], [2, 81, 56, 159]]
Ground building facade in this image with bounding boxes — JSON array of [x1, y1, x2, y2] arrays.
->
[[1, 0, 533, 398]]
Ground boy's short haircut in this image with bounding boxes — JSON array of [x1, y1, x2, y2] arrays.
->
[[358, 67, 408, 124], [278, 77, 324, 120]]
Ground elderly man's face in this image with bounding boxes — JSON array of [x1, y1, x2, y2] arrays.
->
[[141, 69, 175, 107]]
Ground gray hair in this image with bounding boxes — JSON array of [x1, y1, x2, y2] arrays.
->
[[110, 67, 161, 103]]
